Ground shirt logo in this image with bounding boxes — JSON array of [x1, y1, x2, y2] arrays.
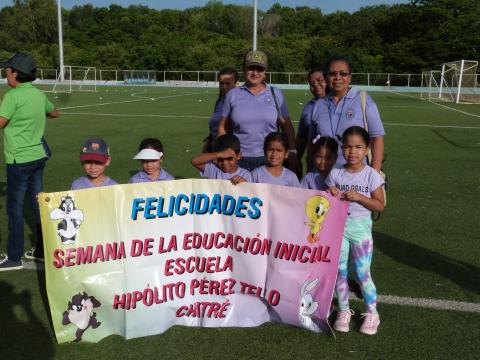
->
[[346, 109, 355, 119], [264, 97, 273, 105]]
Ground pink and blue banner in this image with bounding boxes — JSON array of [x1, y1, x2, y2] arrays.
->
[[39, 179, 348, 343]]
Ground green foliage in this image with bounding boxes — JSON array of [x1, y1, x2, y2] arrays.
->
[[0, 0, 479, 72]]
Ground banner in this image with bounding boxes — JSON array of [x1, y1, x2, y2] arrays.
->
[[39, 179, 348, 343]]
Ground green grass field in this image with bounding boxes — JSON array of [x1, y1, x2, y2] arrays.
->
[[0, 85, 479, 359]]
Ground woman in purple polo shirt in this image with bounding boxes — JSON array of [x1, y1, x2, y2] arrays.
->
[[309, 56, 385, 171], [203, 67, 239, 153], [217, 50, 298, 171]]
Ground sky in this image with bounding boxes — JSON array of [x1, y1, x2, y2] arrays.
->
[[1, 1, 410, 14]]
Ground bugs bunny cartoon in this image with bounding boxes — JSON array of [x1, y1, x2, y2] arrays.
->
[[299, 278, 320, 332]]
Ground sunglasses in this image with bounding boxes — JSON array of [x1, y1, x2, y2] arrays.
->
[[327, 71, 351, 77], [219, 80, 234, 86]]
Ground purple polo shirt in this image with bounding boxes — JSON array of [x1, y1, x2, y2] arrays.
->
[[209, 97, 225, 140], [200, 162, 253, 182], [71, 176, 118, 190], [222, 84, 290, 157], [310, 87, 385, 165], [297, 98, 317, 139], [325, 165, 384, 218], [251, 165, 300, 187], [129, 169, 175, 183], [300, 171, 328, 191]]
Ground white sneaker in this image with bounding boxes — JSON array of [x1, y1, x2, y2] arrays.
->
[[359, 313, 380, 335], [333, 309, 355, 332]]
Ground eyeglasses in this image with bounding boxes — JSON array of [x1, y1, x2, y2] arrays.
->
[[327, 71, 350, 77], [219, 81, 234, 86]]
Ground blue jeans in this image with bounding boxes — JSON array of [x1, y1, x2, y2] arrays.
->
[[238, 156, 266, 171], [6, 158, 46, 261]]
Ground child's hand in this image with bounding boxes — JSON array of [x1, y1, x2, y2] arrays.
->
[[328, 187, 340, 196], [218, 148, 237, 160], [230, 176, 247, 185], [341, 189, 361, 202]]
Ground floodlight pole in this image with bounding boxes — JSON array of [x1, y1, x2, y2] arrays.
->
[[57, 0, 65, 81], [253, 0, 258, 50]]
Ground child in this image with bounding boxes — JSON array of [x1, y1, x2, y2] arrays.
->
[[71, 138, 118, 190], [129, 138, 174, 183], [191, 134, 252, 184], [251, 132, 300, 187], [301, 136, 338, 190], [326, 126, 385, 335]]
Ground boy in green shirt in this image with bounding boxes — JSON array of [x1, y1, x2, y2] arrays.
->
[[0, 53, 59, 271]]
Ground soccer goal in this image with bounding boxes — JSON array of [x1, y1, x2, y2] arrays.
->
[[122, 70, 156, 85], [421, 60, 479, 104], [45, 66, 97, 93]]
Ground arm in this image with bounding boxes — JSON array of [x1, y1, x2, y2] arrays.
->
[[191, 152, 219, 172], [278, 116, 298, 170], [342, 186, 385, 212], [370, 136, 384, 172], [295, 135, 308, 162], [191, 149, 235, 172], [217, 116, 230, 137], [0, 116, 8, 129], [47, 108, 60, 118]]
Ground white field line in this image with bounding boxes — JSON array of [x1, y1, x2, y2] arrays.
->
[[21, 261, 480, 313], [349, 292, 480, 314], [58, 92, 199, 110], [383, 122, 480, 129], [60, 113, 479, 129], [391, 91, 480, 119], [61, 112, 209, 119]]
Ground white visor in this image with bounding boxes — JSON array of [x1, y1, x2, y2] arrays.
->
[[133, 149, 163, 160]]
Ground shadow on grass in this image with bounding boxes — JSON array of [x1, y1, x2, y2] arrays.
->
[[374, 231, 480, 295], [0, 281, 55, 358]]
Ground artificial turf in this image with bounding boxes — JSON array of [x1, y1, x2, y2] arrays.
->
[[0, 85, 479, 359]]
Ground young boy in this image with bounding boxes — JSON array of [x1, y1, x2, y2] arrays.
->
[[71, 138, 118, 190], [191, 134, 252, 184]]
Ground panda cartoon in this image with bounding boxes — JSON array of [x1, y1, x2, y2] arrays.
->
[[62, 292, 102, 342], [50, 195, 84, 245]]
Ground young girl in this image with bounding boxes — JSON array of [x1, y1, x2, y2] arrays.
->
[[326, 126, 385, 335], [301, 136, 338, 190], [251, 132, 300, 187], [129, 138, 175, 183]]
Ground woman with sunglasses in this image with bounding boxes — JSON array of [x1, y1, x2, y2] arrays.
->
[[309, 56, 385, 172], [203, 67, 239, 152], [217, 50, 297, 171]]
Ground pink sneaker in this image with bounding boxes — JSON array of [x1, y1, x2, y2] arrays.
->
[[359, 313, 380, 335], [333, 309, 355, 332]]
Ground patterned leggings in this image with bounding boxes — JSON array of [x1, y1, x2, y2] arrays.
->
[[335, 217, 377, 314]]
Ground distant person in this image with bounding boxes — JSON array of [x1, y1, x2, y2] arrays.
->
[[191, 134, 252, 184], [295, 68, 327, 172], [326, 126, 385, 335], [217, 50, 298, 171], [0, 52, 59, 270], [203, 67, 239, 152], [71, 138, 118, 190], [129, 138, 174, 183], [310, 56, 385, 171], [251, 132, 300, 187], [301, 136, 337, 191]]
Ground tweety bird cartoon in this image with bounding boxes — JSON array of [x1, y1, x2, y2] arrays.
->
[[305, 196, 330, 243]]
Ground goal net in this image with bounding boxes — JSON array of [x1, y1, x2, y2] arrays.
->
[[421, 60, 479, 103], [122, 70, 156, 84], [45, 66, 97, 93]]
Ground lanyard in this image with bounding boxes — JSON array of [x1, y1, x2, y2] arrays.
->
[[328, 96, 348, 143]]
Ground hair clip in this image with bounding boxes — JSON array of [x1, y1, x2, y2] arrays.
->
[[312, 134, 321, 145]]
